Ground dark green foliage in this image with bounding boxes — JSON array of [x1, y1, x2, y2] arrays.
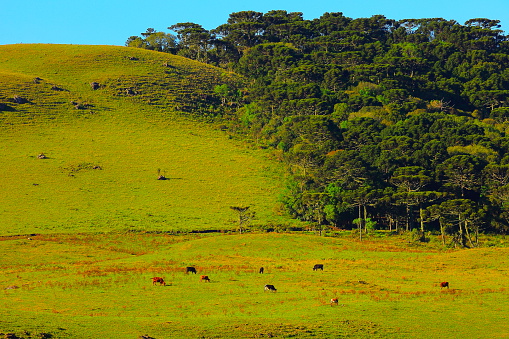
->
[[128, 11, 509, 237]]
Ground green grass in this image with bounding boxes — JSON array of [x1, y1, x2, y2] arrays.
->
[[0, 44, 287, 235], [1, 44, 508, 338], [1, 232, 508, 338], [0, 117, 287, 234]]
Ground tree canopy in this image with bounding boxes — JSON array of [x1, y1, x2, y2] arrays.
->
[[127, 11, 509, 239]]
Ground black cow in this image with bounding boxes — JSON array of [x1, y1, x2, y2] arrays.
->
[[186, 266, 197, 274], [259, 267, 264, 274], [264, 284, 277, 292], [313, 264, 324, 271]]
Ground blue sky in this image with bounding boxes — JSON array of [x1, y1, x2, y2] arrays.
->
[[2, 0, 509, 46]]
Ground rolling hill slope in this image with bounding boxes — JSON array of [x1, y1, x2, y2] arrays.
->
[[0, 44, 239, 121], [1, 44, 508, 339], [0, 44, 288, 235]]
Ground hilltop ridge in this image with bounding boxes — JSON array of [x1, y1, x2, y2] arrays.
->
[[0, 44, 241, 122]]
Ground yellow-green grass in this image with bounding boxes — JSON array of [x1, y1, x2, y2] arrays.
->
[[0, 44, 286, 234], [1, 232, 508, 338], [0, 117, 287, 234], [0, 44, 239, 120]]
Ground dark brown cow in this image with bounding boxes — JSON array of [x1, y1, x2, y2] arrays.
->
[[152, 277, 166, 286], [259, 267, 264, 274], [186, 266, 197, 274], [440, 281, 449, 289], [264, 284, 277, 292], [313, 264, 324, 271], [200, 275, 210, 282], [330, 298, 339, 306]]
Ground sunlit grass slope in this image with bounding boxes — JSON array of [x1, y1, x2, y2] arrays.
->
[[0, 44, 239, 119], [0, 44, 287, 234], [1, 233, 508, 338]]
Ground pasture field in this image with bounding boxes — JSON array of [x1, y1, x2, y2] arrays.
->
[[1, 232, 508, 338]]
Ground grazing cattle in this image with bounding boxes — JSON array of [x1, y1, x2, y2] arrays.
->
[[264, 284, 277, 292], [330, 298, 339, 306], [151, 277, 166, 286], [313, 264, 324, 271], [186, 267, 197, 274], [200, 275, 210, 282], [259, 267, 264, 274], [440, 281, 449, 289]]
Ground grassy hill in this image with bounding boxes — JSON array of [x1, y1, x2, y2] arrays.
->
[[1, 44, 508, 339], [0, 44, 239, 119], [0, 44, 288, 235]]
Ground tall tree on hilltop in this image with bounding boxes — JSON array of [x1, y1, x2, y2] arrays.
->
[[213, 11, 265, 52], [125, 28, 176, 52], [169, 23, 215, 62]]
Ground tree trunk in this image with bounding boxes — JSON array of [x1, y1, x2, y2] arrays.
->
[[363, 205, 368, 233], [464, 220, 476, 248], [358, 205, 363, 241], [406, 203, 410, 231], [474, 223, 479, 247], [419, 205, 425, 233], [439, 219, 446, 246], [458, 216, 467, 247]]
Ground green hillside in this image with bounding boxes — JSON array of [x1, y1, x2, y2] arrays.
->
[[1, 43, 508, 339], [0, 44, 288, 235], [0, 44, 239, 122]]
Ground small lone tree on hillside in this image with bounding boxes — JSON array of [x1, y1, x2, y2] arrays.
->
[[230, 206, 254, 234], [157, 168, 167, 180]]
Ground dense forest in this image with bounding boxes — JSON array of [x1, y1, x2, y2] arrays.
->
[[126, 11, 509, 243]]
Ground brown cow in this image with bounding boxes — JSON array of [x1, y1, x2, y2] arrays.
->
[[152, 277, 166, 286], [330, 298, 339, 306], [200, 275, 210, 282], [440, 281, 449, 289]]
